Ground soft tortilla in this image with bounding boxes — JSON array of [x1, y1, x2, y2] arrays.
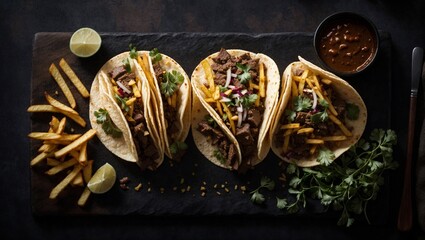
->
[[140, 51, 192, 159], [89, 52, 164, 169], [270, 56, 367, 167], [191, 49, 280, 168]]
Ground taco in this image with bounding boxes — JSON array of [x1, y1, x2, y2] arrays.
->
[[270, 56, 367, 167], [134, 48, 192, 160], [89, 51, 164, 170], [191, 48, 280, 171]]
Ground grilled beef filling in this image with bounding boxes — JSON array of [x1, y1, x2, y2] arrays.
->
[[109, 66, 159, 170], [198, 118, 238, 168], [201, 48, 265, 168]]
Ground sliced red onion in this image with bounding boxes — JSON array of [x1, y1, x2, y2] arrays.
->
[[312, 90, 318, 109], [231, 73, 237, 78], [237, 111, 243, 127], [220, 97, 231, 102], [225, 68, 232, 87], [241, 89, 248, 95], [116, 81, 131, 94], [236, 105, 243, 113], [228, 85, 235, 89]]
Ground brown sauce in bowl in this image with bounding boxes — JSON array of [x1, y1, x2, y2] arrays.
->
[[317, 17, 377, 74]]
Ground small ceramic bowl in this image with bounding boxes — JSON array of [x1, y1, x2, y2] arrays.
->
[[314, 12, 379, 77]]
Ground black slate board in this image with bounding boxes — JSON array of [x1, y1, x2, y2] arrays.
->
[[30, 32, 392, 220]]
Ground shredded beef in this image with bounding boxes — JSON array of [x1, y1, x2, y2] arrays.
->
[[109, 66, 127, 79]]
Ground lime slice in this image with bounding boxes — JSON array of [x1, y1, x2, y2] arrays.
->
[[69, 27, 101, 57], [87, 163, 116, 194]]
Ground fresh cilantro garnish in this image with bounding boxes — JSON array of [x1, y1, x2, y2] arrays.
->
[[219, 86, 228, 92], [129, 44, 138, 59], [213, 150, 226, 164], [285, 109, 296, 122], [236, 63, 251, 84], [293, 96, 312, 112], [240, 94, 258, 108], [250, 176, 275, 204], [346, 103, 360, 120], [205, 115, 217, 128], [114, 94, 129, 113], [222, 113, 228, 122], [311, 110, 329, 123], [278, 129, 398, 227], [311, 99, 329, 123], [316, 147, 335, 166], [161, 70, 184, 98], [170, 141, 188, 155], [123, 58, 132, 73], [149, 48, 162, 64], [94, 108, 123, 138]]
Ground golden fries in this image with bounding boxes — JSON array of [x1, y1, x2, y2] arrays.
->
[[49, 63, 76, 109], [45, 158, 78, 175], [27, 105, 86, 127], [59, 58, 90, 98], [49, 164, 83, 199], [54, 129, 96, 158], [45, 92, 78, 115]]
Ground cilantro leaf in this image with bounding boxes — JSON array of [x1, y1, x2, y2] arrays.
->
[[293, 96, 312, 112], [285, 109, 296, 122], [276, 197, 288, 209], [114, 94, 129, 113], [311, 110, 329, 123], [251, 191, 265, 204], [236, 63, 252, 84], [129, 44, 138, 59], [161, 70, 184, 97], [346, 103, 360, 120], [149, 48, 162, 64], [240, 94, 258, 108], [261, 176, 275, 191], [317, 147, 335, 166], [94, 108, 123, 138], [123, 58, 132, 73]]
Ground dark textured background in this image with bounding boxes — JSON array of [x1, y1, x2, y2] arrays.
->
[[1, 0, 425, 239]]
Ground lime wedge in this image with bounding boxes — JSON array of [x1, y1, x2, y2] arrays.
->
[[69, 27, 101, 57], [87, 163, 116, 194]]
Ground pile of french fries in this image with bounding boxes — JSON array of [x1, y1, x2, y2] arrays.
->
[[28, 58, 96, 207]]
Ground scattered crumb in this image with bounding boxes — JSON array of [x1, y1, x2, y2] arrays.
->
[[134, 183, 143, 192]]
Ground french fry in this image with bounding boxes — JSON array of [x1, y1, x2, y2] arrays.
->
[[46, 158, 61, 167], [28, 132, 61, 140], [201, 59, 215, 92], [306, 139, 325, 144], [54, 129, 96, 158], [83, 160, 93, 184], [298, 76, 305, 95], [310, 145, 318, 155], [328, 114, 352, 137], [221, 103, 235, 134], [283, 134, 290, 153], [216, 101, 223, 116], [45, 92, 78, 115], [30, 151, 52, 166], [323, 135, 347, 141], [259, 62, 266, 98], [281, 123, 300, 129], [49, 63, 76, 108], [291, 81, 298, 98], [45, 158, 78, 175], [56, 117, 67, 134], [78, 142, 88, 165], [59, 58, 90, 98], [43, 134, 82, 145], [200, 84, 212, 98], [297, 128, 314, 134], [49, 164, 83, 199], [27, 105, 86, 127], [49, 116, 60, 132], [321, 79, 332, 85], [77, 187, 91, 207], [71, 172, 84, 187]]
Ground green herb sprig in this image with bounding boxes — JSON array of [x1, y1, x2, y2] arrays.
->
[[94, 108, 123, 138], [236, 63, 252, 84], [161, 70, 184, 97], [149, 48, 162, 64], [250, 176, 275, 204], [276, 129, 398, 227]]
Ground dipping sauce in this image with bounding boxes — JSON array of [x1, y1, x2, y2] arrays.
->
[[315, 13, 378, 75]]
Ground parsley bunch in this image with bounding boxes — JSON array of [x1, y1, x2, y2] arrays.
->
[[276, 129, 398, 227]]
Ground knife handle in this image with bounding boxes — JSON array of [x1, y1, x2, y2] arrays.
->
[[397, 95, 417, 231]]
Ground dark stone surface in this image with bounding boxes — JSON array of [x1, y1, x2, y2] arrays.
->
[[2, 0, 424, 239]]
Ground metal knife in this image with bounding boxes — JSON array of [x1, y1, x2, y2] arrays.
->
[[398, 46, 424, 231]]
